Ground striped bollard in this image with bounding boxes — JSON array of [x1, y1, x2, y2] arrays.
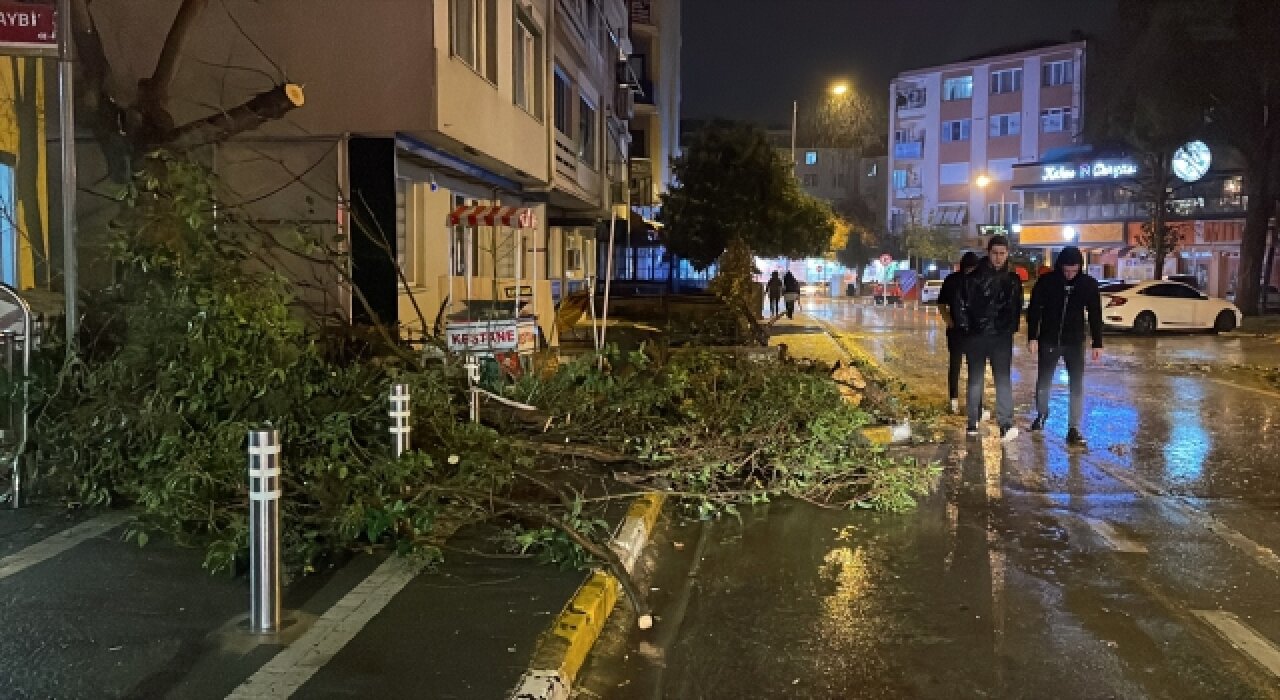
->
[[390, 383, 410, 457], [247, 428, 282, 633]]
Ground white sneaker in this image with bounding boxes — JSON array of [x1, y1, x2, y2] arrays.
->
[[1001, 426, 1019, 443], [950, 399, 959, 415]]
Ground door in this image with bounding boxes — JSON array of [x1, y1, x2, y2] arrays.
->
[[1139, 283, 1194, 327]]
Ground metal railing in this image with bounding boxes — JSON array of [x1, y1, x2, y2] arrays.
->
[[0, 284, 32, 508]]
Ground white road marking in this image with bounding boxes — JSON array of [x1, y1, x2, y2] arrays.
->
[[1206, 376, 1280, 400], [226, 556, 422, 699], [1085, 457, 1280, 576], [1082, 517, 1148, 553], [0, 511, 131, 581], [1193, 610, 1280, 678]]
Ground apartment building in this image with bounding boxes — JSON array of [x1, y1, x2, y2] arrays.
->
[[603, 0, 683, 285], [74, 0, 634, 345], [887, 41, 1087, 247]]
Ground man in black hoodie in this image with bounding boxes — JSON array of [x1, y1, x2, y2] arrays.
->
[[1025, 246, 1103, 447], [954, 235, 1023, 441]]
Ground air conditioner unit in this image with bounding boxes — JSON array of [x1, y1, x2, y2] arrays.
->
[[614, 86, 635, 120]]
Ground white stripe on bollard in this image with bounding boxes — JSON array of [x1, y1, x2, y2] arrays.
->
[[247, 428, 281, 633]]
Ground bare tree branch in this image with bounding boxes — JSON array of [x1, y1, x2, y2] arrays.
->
[[139, 0, 210, 125], [167, 83, 304, 146]]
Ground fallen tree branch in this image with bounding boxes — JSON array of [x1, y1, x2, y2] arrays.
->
[[512, 438, 633, 464]]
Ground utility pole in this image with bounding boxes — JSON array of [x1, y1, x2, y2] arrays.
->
[[790, 100, 797, 173], [57, 0, 78, 355]]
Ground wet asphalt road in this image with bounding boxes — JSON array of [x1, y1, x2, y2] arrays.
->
[[576, 299, 1280, 699]]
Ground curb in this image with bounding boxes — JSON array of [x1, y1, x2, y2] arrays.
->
[[807, 317, 910, 446], [510, 493, 665, 700]]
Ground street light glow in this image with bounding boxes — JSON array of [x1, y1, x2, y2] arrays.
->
[[830, 83, 849, 96], [1063, 225, 1077, 240], [974, 175, 991, 188]]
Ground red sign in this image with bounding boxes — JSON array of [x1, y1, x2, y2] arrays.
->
[[0, 2, 57, 54]]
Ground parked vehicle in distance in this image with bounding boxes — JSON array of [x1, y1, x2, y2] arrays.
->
[[921, 279, 944, 304], [1100, 280, 1242, 334], [799, 280, 828, 296]]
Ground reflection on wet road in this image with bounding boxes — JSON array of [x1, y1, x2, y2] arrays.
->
[[575, 300, 1280, 699]]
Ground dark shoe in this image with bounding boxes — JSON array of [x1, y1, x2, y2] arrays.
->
[[1066, 428, 1087, 448], [1030, 415, 1045, 432], [966, 425, 979, 438]]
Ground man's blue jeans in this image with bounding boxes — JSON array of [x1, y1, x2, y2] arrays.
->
[[1035, 342, 1086, 430], [965, 333, 1013, 428]]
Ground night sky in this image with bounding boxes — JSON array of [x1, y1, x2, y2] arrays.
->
[[682, 0, 1119, 126]]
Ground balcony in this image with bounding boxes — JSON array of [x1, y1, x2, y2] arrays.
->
[[894, 186, 922, 200], [893, 141, 923, 159], [895, 88, 927, 115], [634, 79, 655, 106]]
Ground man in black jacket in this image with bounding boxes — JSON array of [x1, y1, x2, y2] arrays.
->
[[938, 252, 980, 414], [953, 235, 1023, 441], [1025, 246, 1103, 447]]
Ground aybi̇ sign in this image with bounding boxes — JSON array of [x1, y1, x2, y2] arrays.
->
[[0, 2, 57, 54]]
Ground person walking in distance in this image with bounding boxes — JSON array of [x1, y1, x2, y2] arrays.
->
[[938, 252, 980, 415], [766, 271, 784, 317], [1025, 245, 1103, 448], [953, 235, 1023, 441], [782, 270, 801, 319]]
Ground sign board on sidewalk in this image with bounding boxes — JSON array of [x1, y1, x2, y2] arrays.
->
[[0, 2, 57, 55], [446, 318, 537, 355]]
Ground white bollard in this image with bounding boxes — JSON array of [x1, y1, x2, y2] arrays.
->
[[247, 428, 281, 633], [390, 383, 410, 457]]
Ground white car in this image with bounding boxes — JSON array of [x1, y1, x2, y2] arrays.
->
[[921, 279, 944, 304], [1100, 280, 1242, 334]]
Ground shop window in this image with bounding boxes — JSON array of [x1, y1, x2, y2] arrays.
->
[[0, 162, 13, 286]]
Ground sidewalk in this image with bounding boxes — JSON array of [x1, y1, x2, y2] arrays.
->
[[0, 503, 604, 699]]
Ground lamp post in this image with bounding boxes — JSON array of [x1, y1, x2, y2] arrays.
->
[[791, 82, 853, 174], [974, 174, 1005, 235]]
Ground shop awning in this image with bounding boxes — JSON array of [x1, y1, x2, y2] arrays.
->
[[447, 205, 538, 229]]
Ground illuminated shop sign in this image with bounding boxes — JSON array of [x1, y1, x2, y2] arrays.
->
[[1041, 161, 1138, 182]]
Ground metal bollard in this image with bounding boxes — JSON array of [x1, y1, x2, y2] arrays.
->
[[464, 355, 481, 423], [389, 383, 410, 457], [247, 428, 281, 633]]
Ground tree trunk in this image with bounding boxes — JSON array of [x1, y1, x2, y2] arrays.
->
[[1236, 154, 1276, 316]]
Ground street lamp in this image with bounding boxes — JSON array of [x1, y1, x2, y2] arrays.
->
[[792, 81, 854, 172], [973, 173, 1005, 234]]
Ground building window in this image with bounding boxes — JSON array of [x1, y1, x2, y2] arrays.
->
[[943, 76, 973, 101], [939, 162, 969, 185], [553, 67, 571, 136], [1042, 60, 1074, 87], [987, 202, 1021, 225], [451, 0, 498, 82], [513, 10, 543, 117], [989, 113, 1021, 137], [802, 174, 818, 187], [941, 119, 971, 142], [1040, 107, 1075, 133], [932, 204, 968, 226], [991, 68, 1022, 94], [897, 86, 927, 109], [578, 96, 597, 168], [805, 151, 818, 165], [892, 169, 907, 190]]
